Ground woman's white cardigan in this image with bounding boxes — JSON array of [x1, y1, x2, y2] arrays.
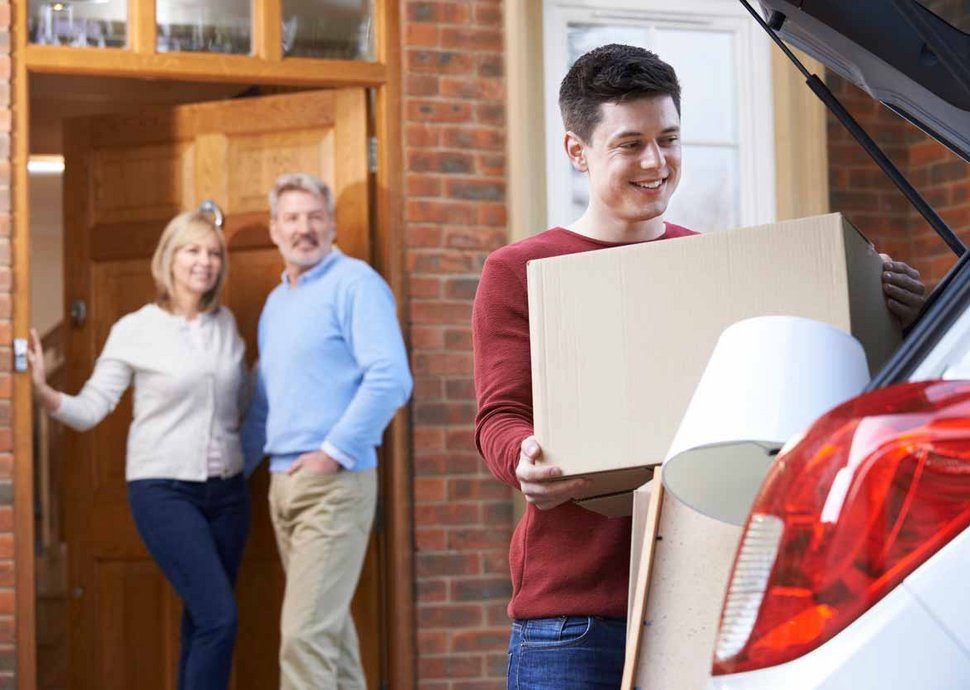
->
[[52, 304, 247, 481]]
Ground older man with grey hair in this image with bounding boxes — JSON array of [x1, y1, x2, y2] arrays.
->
[[242, 172, 412, 690]]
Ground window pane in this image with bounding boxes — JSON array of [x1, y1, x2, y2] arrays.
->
[[655, 28, 737, 144], [157, 0, 251, 54], [282, 0, 375, 60], [665, 145, 739, 233], [29, 0, 127, 48], [568, 23, 651, 63], [916, 0, 970, 32]]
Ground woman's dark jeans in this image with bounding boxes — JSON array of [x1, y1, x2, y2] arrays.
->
[[507, 616, 627, 689], [128, 475, 251, 690]]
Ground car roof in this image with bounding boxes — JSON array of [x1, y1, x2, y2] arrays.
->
[[757, 0, 970, 162]]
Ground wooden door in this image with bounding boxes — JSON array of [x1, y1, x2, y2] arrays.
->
[[62, 89, 381, 690]]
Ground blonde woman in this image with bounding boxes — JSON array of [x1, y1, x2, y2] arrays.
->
[[28, 211, 249, 690]]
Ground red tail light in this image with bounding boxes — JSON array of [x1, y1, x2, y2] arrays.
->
[[713, 380, 970, 675]]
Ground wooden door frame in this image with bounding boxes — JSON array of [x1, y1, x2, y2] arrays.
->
[[11, 3, 413, 689]]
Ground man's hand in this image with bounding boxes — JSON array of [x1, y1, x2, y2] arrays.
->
[[288, 450, 341, 476], [880, 254, 925, 329], [515, 436, 590, 510]]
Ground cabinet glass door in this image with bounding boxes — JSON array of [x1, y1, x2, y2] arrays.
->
[[281, 0, 375, 60], [157, 0, 252, 54], [29, 0, 128, 48]]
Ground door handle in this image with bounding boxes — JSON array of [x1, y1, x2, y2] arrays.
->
[[69, 299, 87, 328], [198, 199, 225, 228]]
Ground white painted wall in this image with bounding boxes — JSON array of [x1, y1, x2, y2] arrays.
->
[[30, 170, 64, 337]]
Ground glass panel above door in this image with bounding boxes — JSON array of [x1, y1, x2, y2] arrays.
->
[[28, 0, 127, 48], [282, 0, 376, 60], [157, 0, 252, 54]]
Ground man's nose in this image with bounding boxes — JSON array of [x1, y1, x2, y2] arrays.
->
[[639, 141, 665, 170]]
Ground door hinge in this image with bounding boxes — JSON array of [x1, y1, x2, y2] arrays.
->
[[368, 136, 378, 173]]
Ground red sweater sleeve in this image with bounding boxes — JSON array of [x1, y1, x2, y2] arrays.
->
[[473, 252, 534, 487]]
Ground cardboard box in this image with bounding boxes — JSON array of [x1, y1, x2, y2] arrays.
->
[[631, 490, 742, 689], [527, 213, 900, 508]]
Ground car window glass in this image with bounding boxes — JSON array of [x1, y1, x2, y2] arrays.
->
[[915, 0, 970, 34]]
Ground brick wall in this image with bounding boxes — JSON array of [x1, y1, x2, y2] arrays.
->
[[826, 66, 970, 288], [401, 1, 512, 687], [0, 0, 12, 685]]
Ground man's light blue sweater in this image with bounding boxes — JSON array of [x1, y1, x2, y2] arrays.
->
[[242, 249, 412, 474]]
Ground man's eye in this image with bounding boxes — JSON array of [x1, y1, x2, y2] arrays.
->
[[661, 137, 679, 146], [619, 142, 640, 150]]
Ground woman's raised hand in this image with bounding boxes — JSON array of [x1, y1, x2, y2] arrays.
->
[[28, 328, 61, 412], [27, 328, 47, 388]]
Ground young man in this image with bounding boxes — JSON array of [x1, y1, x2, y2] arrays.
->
[[472, 44, 925, 688], [242, 172, 412, 690]]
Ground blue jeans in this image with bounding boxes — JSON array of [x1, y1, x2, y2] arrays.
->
[[128, 475, 251, 690], [507, 616, 627, 689]]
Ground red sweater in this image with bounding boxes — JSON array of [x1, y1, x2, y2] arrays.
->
[[473, 224, 697, 620]]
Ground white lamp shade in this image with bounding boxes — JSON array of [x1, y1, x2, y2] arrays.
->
[[662, 316, 871, 525]]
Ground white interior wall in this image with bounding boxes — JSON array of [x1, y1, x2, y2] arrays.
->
[[30, 169, 64, 337]]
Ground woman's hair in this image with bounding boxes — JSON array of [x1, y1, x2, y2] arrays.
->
[[150, 211, 228, 313]]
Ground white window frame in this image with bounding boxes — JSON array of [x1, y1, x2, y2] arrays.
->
[[542, 0, 777, 232]]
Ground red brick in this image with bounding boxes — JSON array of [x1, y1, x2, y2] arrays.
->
[[411, 326, 446, 351], [0, 508, 10, 532], [406, 50, 475, 76], [450, 477, 509, 501], [416, 498, 482, 526], [406, 200, 478, 225], [414, 452, 483, 477], [445, 377, 476, 399], [416, 527, 448, 551], [477, 202, 507, 226], [409, 150, 475, 175], [414, 353, 472, 376], [441, 127, 504, 151], [417, 629, 449, 654], [405, 73, 439, 97], [440, 76, 505, 101], [417, 581, 448, 607], [407, 1, 472, 24], [413, 426, 446, 451], [415, 401, 476, 425], [413, 377, 444, 401], [441, 27, 503, 52], [414, 477, 447, 502], [408, 251, 476, 274], [0, 590, 11, 615], [446, 179, 505, 202], [444, 227, 507, 251], [444, 278, 480, 301], [445, 428, 477, 451], [476, 103, 506, 127], [407, 174, 443, 198], [409, 276, 442, 300], [484, 601, 512, 626], [419, 654, 484, 679], [448, 528, 511, 552], [406, 22, 439, 47], [476, 154, 506, 178], [452, 629, 510, 653], [405, 123, 441, 148], [418, 603, 484, 628], [406, 225, 444, 249]]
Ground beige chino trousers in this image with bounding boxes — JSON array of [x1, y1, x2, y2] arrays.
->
[[269, 467, 377, 690]]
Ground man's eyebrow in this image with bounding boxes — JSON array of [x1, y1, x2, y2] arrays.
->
[[609, 126, 681, 141]]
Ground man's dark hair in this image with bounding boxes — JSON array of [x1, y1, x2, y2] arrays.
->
[[559, 44, 681, 143]]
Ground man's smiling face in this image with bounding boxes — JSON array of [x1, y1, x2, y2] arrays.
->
[[568, 95, 682, 236], [270, 189, 335, 276]]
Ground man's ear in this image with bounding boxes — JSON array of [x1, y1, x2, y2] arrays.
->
[[564, 131, 588, 173]]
